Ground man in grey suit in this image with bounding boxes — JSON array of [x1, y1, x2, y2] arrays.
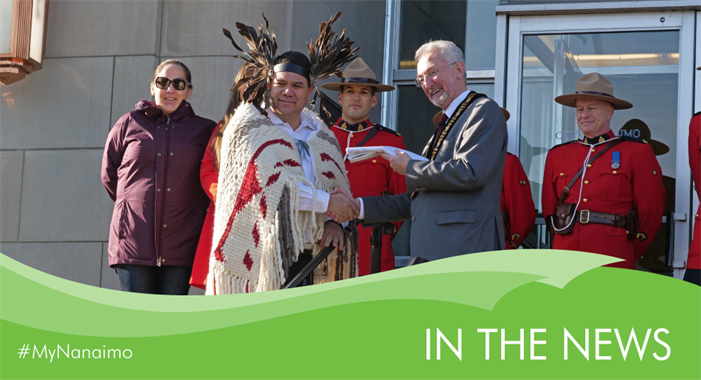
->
[[331, 40, 508, 260]]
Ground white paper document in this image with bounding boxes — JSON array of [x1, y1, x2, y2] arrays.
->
[[346, 146, 428, 163]]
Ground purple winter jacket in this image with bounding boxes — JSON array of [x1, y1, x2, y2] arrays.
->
[[101, 100, 216, 267]]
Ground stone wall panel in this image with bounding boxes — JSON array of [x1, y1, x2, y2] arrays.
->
[[0, 242, 103, 286], [0, 58, 113, 149], [19, 150, 113, 242], [0, 151, 24, 242], [44, 0, 159, 57]]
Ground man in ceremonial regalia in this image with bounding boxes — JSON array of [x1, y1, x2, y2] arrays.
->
[[542, 72, 665, 269], [322, 58, 407, 274], [207, 14, 360, 294]]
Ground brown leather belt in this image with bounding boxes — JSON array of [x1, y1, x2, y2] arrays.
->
[[575, 210, 627, 227]]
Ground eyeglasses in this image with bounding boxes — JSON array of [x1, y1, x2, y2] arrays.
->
[[154, 77, 190, 91], [414, 62, 457, 88]]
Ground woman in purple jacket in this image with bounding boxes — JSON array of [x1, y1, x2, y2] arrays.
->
[[101, 60, 216, 294]]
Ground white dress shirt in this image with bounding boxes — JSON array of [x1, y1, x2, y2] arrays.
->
[[442, 88, 471, 119], [266, 108, 330, 213]]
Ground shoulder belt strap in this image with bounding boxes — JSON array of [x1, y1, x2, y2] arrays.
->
[[355, 126, 380, 148], [558, 139, 624, 205]]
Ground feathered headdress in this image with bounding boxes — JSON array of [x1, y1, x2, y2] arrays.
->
[[222, 13, 278, 111], [307, 12, 359, 119], [222, 12, 358, 117]]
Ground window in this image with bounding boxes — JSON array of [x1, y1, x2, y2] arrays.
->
[[387, 0, 500, 153]]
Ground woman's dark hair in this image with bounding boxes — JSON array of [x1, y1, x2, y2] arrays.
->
[[152, 59, 193, 88], [274, 51, 312, 87], [210, 64, 256, 168]]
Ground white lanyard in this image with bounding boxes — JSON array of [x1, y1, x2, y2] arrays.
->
[[553, 137, 620, 233]]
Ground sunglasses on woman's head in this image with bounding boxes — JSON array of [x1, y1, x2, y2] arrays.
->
[[154, 77, 190, 91]]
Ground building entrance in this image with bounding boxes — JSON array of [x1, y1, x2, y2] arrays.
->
[[503, 11, 696, 278]]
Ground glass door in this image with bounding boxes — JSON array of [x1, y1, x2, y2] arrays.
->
[[504, 12, 695, 278]]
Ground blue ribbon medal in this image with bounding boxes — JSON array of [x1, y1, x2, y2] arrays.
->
[[611, 151, 620, 169]]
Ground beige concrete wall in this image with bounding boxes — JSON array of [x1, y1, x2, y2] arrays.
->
[[0, 0, 386, 294]]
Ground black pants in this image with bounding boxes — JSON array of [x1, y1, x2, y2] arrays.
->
[[113, 264, 192, 295], [683, 269, 700, 286], [284, 250, 313, 288]]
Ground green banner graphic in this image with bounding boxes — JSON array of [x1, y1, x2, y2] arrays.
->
[[1, 250, 699, 379]]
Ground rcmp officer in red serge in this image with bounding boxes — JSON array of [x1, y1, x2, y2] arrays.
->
[[500, 109, 536, 249], [502, 152, 536, 249], [322, 58, 407, 275], [685, 64, 701, 286], [542, 72, 665, 269]]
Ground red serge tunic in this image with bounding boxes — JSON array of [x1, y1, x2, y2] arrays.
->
[[501, 153, 536, 249], [190, 121, 222, 289], [331, 118, 407, 275], [688, 113, 701, 270], [542, 130, 665, 269]]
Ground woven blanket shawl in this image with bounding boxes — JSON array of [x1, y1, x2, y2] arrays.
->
[[207, 103, 357, 294]]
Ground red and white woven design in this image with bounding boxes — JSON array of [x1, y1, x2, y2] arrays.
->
[[207, 103, 355, 294]]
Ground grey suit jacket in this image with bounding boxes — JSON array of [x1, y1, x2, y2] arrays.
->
[[363, 94, 507, 260]]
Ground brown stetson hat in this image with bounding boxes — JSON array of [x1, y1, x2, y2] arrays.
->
[[322, 57, 395, 92], [619, 118, 669, 156], [500, 108, 511, 122], [554, 72, 632, 110], [433, 107, 510, 127]]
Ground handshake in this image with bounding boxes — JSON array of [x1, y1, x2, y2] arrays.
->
[[326, 188, 361, 223]]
